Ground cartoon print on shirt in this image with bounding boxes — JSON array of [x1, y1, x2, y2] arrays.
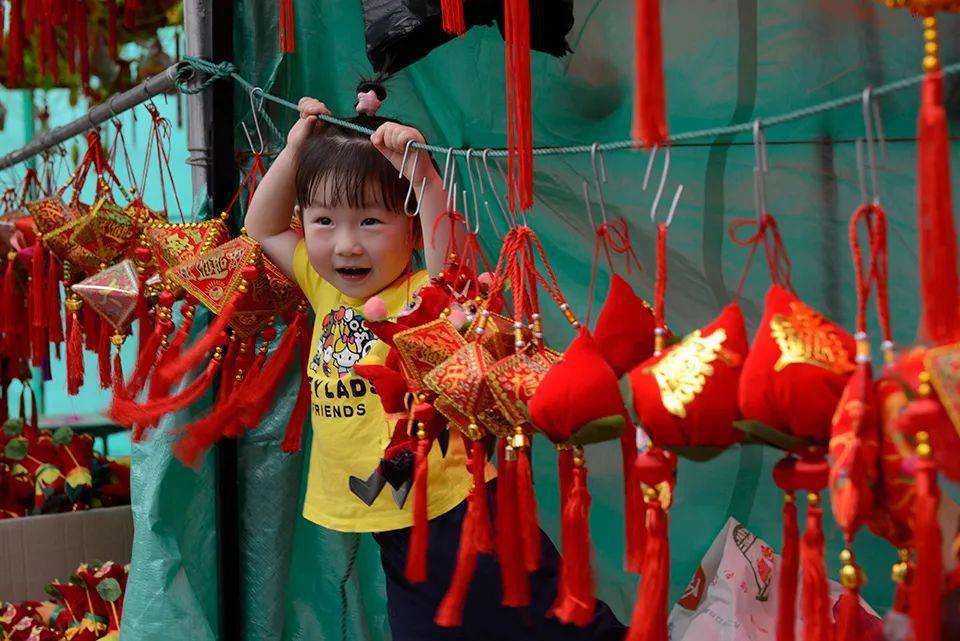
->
[[311, 306, 376, 378]]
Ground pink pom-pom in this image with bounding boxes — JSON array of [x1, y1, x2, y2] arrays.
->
[[363, 296, 388, 321], [447, 307, 468, 330], [477, 272, 495, 290]]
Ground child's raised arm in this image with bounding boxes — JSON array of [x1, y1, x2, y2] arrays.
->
[[371, 124, 462, 279], [245, 98, 331, 280]]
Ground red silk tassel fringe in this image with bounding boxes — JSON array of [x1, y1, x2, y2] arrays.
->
[[434, 441, 489, 627], [238, 315, 302, 428], [836, 586, 860, 641], [622, 428, 645, 573], [123, 0, 139, 29], [7, 0, 24, 87], [551, 459, 596, 627], [800, 501, 830, 641], [97, 318, 113, 389], [46, 257, 63, 345], [516, 444, 540, 572], [911, 456, 942, 641], [405, 434, 431, 583], [29, 239, 47, 367], [497, 439, 530, 607], [440, 0, 466, 35], [777, 495, 799, 641], [281, 320, 313, 453], [632, 0, 668, 148], [106, 0, 118, 59], [917, 70, 960, 346], [279, 0, 296, 53], [627, 499, 669, 641], [2, 253, 18, 339], [154, 292, 240, 390], [66, 310, 84, 395], [503, 0, 533, 211], [111, 358, 220, 428]]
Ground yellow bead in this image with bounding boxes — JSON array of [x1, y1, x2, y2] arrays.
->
[[891, 561, 908, 584], [110, 334, 125, 347], [923, 55, 940, 72], [923, 16, 937, 29], [840, 563, 859, 589], [807, 492, 820, 507], [839, 549, 853, 564]]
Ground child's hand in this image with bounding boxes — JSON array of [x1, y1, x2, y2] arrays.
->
[[371, 123, 439, 184], [287, 97, 331, 151]]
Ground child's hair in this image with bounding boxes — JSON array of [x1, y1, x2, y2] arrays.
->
[[295, 80, 425, 214]]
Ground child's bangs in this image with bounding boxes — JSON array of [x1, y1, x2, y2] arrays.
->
[[298, 139, 407, 212]]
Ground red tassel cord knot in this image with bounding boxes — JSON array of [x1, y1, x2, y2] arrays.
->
[[550, 446, 596, 627]]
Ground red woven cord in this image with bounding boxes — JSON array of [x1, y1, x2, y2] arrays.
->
[[66, 310, 84, 395], [654, 223, 667, 338], [586, 218, 642, 326], [778, 496, 799, 641], [503, 0, 533, 211], [496, 439, 530, 607], [729, 213, 795, 298]]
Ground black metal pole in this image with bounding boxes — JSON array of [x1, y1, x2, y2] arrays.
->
[[210, 1, 240, 639]]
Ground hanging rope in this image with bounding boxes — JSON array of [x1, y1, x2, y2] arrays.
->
[[176, 56, 960, 158]]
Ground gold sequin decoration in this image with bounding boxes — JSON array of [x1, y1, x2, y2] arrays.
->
[[645, 328, 728, 419], [770, 302, 854, 374]]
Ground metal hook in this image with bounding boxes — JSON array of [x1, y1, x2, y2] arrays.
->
[[464, 149, 480, 220], [860, 87, 884, 205], [644, 145, 679, 226], [752, 119, 769, 222], [400, 140, 427, 217], [248, 86, 266, 155], [466, 190, 480, 234], [480, 149, 508, 236], [492, 156, 527, 227], [589, 143, 609, 224], [582, 180, 598, 229], [441, 147, 456, 192]]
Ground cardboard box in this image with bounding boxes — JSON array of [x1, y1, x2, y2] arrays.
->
[[0, 506, 133, 603]]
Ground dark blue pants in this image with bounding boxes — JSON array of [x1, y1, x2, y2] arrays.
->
[[372, 481, 627, 641]]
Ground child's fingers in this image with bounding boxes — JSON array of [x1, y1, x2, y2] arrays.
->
[[297, 97, 330, 118]]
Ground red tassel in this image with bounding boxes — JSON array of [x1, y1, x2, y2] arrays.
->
[[279, 0, 296, 53], [497, 439, 530, 607], [66, 309, 84, 395], [82, 304, 99, 352], [7, 0, 24, 87], [106, 0, 118, 59], [122, 0, 139, 30], [134, 291, 150, 356], [551, 455, 596, 627], [110, 359, 220, 428], [440, 0, 466, 35], [405, 433, 431, 583], [800, 497, 830, 641], [155, 291, 241, 390], [2, 251, 19, 339], [112, 346, 125, 399], [503, 0, 533, 211], [29, 239, 47, 366], [237, 314, 301, 428], [893, 571, 911, 614], [147, 305, 196, 404], [910, 451, 942, 641], [76, 0, 90, 88], [435, 440, 488, 627], [281, 317, 312, 453], [97, 318, 113, 389], [627, 499, 669, 641], [778, 495, 799, 641], [836, 587, 860, 641], [622, 428, 646, 573], [632, 0, 668, 148], [515, 443, 540, 572], [917, 70, 960, 346], [46, 257, 63, 345]]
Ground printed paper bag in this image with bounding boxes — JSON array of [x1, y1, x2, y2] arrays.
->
[[669, 517, 883, 641]]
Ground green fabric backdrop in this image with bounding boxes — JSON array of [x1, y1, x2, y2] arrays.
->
[[121, 1, 960, 639]]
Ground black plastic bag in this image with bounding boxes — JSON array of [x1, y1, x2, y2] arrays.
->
[[361, 0, 574, 73]]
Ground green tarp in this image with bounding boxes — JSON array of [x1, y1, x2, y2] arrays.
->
[[121, 1, 960, 639]]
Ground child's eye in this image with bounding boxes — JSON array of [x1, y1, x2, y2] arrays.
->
[[316, 217, 333, 226], [360, 218, 382, 226]]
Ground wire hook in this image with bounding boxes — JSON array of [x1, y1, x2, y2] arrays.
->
[[248, 86, 267, 155], [480, 149, 508, 236], [464, 149, 480, 221], [441, 147, 456, 192], [589, 143, 609, 224], [399, 139, 427, 217], [859, 86, 884, 205]]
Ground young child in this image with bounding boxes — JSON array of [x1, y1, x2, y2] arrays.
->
[[245, 82, 625, 640]]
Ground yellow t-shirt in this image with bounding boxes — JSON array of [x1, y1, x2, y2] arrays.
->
[[292, 240, 474, 532]]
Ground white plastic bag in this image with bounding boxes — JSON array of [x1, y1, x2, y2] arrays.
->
[[668, 517, 883, 641]]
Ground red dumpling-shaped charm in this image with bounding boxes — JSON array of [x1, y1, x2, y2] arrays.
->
[[628, 303, 747, 448], [592, 274, 658, 378], [739, 285, 856, 442]]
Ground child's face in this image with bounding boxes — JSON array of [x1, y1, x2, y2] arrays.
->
[[300, 200, 414, 299]]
